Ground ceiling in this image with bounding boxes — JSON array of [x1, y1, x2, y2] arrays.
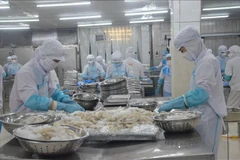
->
[[0, 0, 239, 29]]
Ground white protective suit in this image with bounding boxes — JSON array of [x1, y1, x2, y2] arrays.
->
[[174, 26, 227, 159], [123, 47, 144, 79], [0, 65, 5, 113], [4, 56, 12, 75], [216, 45, 228, 75], [10, 39, 65, 112], [96, 56, 107, 72], [159, 54, 172, 95], [225, 45, 240, 109], [50, 70, 60, 88], [7, 55, 22, 75], [82, 55, 105, 82], [106, 50, 135, 79]]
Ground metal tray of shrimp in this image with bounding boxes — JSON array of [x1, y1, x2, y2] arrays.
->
[[86, 126, 165, 141]]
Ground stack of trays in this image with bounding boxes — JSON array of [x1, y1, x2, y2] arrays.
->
[[100, 78, 128, 100]]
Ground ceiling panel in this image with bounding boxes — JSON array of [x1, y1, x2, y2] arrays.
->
[[0, 0, 239, 29]]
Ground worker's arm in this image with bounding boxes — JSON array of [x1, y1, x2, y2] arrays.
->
[[125, 64, 135, 78], [105, 65, 111, 80], [17, 72, 51, 111], [224, 61, 232, 82], [81, 65, 89, 80], [159, 60, 215, 112]]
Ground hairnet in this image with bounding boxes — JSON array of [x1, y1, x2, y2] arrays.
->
[[218, 45, 227, 56], [126, 46, 135, 58], [38, 39, 65, 61], [174, 26, 206, 60], [7, 56, 12, 61], [87, 54, 95, 61], [111, 50, 122, 63], [96, 56, 103, 63], [228, 45, 240, 57], [165, 54, 171, 59], [12, 55, 17, 59]]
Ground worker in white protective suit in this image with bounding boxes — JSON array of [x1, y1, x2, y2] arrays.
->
[[96, 56, 107, 72], [4, 56, 12, 76], [50, 70, 60, 89], [82, 55, 105, 82], [10, 39, 85, 113], [7, 55, 22, 76], [158, 26, 227, 159], [155, 54, 172, 97], [216, 45, 228, 75], [0, 65, 6, 132], [224, 45, 240, 110], [123, 46, 144, 80], [106, 50, 135, 80]]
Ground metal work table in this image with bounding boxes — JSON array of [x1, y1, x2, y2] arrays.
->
[[0, 130, 214, 160], [223, 111, 240, 160]]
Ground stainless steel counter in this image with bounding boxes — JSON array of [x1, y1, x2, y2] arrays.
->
[[0, 131, 214, 160]]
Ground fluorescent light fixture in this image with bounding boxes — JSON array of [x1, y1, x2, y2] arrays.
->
[[0, 27, 30, 30], [78, 22, 112, 27], [0, 19, 39, 22], [125, 0, 147, 2], [37, 2, 91, 8], [0, 1, 8, 4], [203, 6, 240, 11], [125, 10, 168, 16], [60, 15, 101, 20], [130, 19, 164, 24], [0, 5, 9, 9], [201, 15, 229, 19]]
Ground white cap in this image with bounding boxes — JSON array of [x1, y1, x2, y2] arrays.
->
[[39, 39, 65, 61]]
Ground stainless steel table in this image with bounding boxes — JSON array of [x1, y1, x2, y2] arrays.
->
[[0, 131, 214, 160]]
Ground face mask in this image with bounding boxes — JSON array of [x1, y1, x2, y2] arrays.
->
[[221, 52, 227, 57], [167, 60, 171, 67], [113, 62, 122, 67], [12, 60, 17, 64], [88, 60, 94, 66], [183, 51, 194, 61], [40, 58, 58, 72], [228, 53, 235, 59]]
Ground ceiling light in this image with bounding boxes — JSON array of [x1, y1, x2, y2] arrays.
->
[[125, 0, 147, 2], [0, 27, 30, 30], [0, 19, 39, 22], [201, 15, 229, 19], [37, 2, 91, 8], [125, 10, 168, 16], [130, 19, 164, 24], [78, 22, 112, 27], [0, 1, 8, 4], [203, 6, 240, 11], [0, 6, 9, 9], [60, 15, 101, 20]]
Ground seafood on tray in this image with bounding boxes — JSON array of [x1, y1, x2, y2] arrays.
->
[[54, 107, 158, 133]]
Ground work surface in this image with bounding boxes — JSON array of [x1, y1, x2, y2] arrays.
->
[[0, 130, 214, 160]]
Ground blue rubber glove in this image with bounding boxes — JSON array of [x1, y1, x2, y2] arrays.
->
[[24, 94, 51, 111], [82, 73, 88, 80], [0, 122, 2, 133], [155, 85, 161, 96], [150, 66, 157, 71], [2, 72, 6, 79], [224, 75, 232, 82], [57, 102, 85, 113], [184, 87, 209, 107], [158, 96, 185, 112], [51, 89, 70, 102], [56, 84, 60, 89]]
